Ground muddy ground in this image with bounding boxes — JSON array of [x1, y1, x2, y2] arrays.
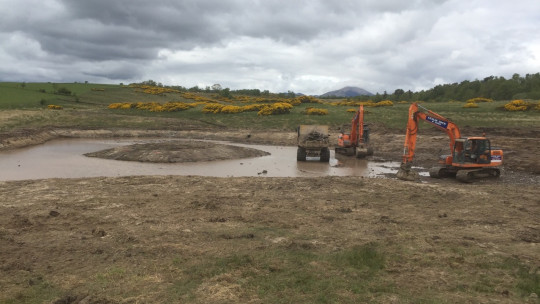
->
[[0, 126, 538, 303]]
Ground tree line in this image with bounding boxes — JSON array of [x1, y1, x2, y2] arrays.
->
[[355, 73, 540, 102], [136, 72, 540, 102]]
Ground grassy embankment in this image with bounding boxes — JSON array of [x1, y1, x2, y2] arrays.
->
[[0, 82, 539, 134]]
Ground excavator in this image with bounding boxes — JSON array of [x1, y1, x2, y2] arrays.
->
[[396, 102, 503, 183], [335, 105, 374, 158]]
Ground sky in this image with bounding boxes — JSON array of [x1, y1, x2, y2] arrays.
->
[[1, 0, 539, 95]]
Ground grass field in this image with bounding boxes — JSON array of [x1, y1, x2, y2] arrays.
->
[[1, 82, 539, 133]]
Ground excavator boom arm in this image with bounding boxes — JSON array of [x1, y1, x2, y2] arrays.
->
[[358, 105, 365, 144], [349, 110, 359, 145], [402, 103, 461, 163]]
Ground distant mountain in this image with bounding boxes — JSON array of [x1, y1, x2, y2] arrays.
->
[[319, 86, 374, 97]]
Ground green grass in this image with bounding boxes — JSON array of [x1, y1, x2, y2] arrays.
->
[[166, 240, 539, 303], [3, 276, 61, 304], [0, 83, 51, 108], [169, 243, 389, 303], [4, 241, 536, 303]]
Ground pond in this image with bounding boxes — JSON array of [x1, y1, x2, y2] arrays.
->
[[0, 138, 403, 181]]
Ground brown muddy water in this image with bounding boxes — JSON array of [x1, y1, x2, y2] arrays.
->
[[0, 139, 406, 181]]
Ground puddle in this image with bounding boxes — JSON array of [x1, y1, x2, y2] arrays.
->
[[0, 138, 403, 181]]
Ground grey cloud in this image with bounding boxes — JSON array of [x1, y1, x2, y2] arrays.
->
[[0, 0, 538, 94]]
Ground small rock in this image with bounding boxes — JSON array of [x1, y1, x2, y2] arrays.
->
[[92, 228, 107, 237]]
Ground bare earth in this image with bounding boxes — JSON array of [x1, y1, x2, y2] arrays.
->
[[0, 127, 538, 303]]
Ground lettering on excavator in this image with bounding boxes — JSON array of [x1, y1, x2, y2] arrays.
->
[[425, 116, 448, 129]]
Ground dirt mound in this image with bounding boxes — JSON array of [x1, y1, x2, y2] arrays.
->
[[84, 140, 270, 163]]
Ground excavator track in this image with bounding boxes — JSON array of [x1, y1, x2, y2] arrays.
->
[[456, 170, 474, 183], [456, 168, 501, 183], [429, 166, 447, 178]]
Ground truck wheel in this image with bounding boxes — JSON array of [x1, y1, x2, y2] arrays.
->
[[320, 147, 330, 162], [297, 147, 307, 161]]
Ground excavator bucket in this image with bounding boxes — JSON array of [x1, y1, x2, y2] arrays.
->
[[335, 146, 356, 156], [396, 162, 419, 181], [356, 146, 374, 158]]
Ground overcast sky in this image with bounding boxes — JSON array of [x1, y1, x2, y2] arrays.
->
[[1, 0, 539, 95]]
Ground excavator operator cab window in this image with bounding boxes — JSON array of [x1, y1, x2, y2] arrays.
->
[[471, 139, 491, 164], [462, 139, 491, 164]]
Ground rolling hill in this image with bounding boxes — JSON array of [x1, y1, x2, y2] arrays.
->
[[319, 86, 373, 97]]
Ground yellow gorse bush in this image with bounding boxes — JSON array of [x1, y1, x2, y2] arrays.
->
[[202, 102, 294, 115], [108, 102, 197, 112], [463, 102, 479, 108], [47, 104, 63, 110], [108, 103, 134, 109], [375, 100, 394, 107], [202, 104, 225, 113], [220, 105, 244, 114], [130, 84, 181, 96], [294, 96, 320, 104], [503, 99, 529, 111], [135, 102, 160, 110], [240, 104, 270, 112], [466, 97, 493, 103], [304, 108, 329, 115], [257, 103, 293, 115], [151, 102, 197, 112]]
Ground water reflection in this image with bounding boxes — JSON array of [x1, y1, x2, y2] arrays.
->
[[0, 138, 401, 181]]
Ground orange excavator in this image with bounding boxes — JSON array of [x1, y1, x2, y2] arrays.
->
[[335, 105, 374, 158], [396, 102, 503, 183]]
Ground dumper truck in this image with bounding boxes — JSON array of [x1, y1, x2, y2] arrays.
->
[[296, 125, 330, 162]]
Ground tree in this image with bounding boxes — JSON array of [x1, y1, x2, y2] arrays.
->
[[219, 88, 231, 98], [211, 84, 223, 91], [142, 79, 157, 86], [394, 89, 404, 101]]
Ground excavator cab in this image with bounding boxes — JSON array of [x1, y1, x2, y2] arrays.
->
[[337, 124, 353, 147], [452, 138, 491, 165]]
